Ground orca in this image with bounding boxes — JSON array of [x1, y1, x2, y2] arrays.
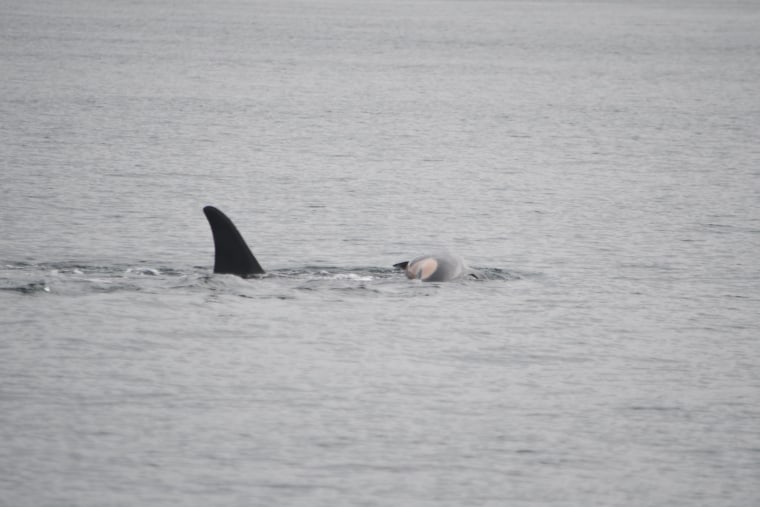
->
[[203, 206, 482, 281], [203, 206, 264, 277], [393, 254, 485, 282]]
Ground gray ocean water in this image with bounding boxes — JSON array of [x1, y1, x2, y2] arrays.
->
[[1, 0, 759, 505]]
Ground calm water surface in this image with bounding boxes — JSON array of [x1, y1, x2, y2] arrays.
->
[[1, 0, 759, 505]]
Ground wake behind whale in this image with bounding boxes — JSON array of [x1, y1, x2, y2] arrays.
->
[[203, 206, 485, 282]]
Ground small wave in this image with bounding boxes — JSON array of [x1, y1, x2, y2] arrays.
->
[[0, 261, 197, 297], [125, 267, 161, 276], [334, 273, 375, 281], [471, 268, 522, 281], [0, 281, 50, 294]]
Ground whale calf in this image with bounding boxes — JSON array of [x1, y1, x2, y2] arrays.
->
[[204, 206, 482, 281], [393, 255, 484, 282]]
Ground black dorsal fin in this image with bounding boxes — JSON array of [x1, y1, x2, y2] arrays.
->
[[203, 206, 265, 276], [393, 261, 409, 270]]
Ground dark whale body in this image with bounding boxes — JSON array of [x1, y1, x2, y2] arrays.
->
[[203, 206, 264, 277]]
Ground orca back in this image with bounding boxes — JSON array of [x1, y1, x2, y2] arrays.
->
[[203, 206, 264, 277]]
